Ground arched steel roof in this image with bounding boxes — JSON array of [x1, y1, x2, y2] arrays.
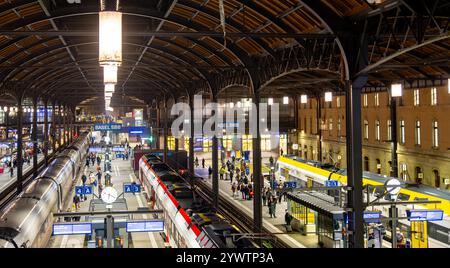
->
[[0, 0, 448, 107]]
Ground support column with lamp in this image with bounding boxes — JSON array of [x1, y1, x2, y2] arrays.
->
[[390, 83, 403, 178]]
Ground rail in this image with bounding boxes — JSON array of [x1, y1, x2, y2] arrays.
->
[[194, 179, 290, 248]]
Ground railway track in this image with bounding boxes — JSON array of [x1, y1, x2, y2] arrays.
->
[[194, 179, 290, 248], [0, 150, 61, 210]]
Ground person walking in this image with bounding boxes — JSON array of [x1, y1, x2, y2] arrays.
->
[[219, 165, 226, 180], [229, 169, 234, 184], [85, 157, 90, 167], [285, 210, 293, 232], [104, 171, 112, 186], [202, 158, 205, 169], [195, 157, 199, 167], [268, 197, 274, 218], [9, 161, 14, 177], [208, 166, 213, 179], [262, 187, 267, 206], [231, 182, 237, 198], [96, 155, 101, 166]]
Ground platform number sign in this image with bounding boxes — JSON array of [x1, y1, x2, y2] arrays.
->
[[325, 180, 339, 187], [75, 185, 93, 195], [284, 181, 297, 189], [124, 183, 141, 193]]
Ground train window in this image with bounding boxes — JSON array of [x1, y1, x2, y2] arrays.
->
[[397, 193, 410, 201], [414, 197, 428, 201]]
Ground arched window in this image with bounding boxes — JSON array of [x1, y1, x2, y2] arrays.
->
[[415, 166, 423, 184], [434, 170, 440, 188], [364, 156, 369, 172], [376, 159, 381, 174]]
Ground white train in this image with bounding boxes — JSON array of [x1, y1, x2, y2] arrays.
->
[[0, 132, 90, 248]]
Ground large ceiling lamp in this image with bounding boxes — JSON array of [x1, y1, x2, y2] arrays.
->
[[99, 0, 122, 67], [104, 65, 118, 85]]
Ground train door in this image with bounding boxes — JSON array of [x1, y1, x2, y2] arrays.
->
[[410, 221, 428, 248]]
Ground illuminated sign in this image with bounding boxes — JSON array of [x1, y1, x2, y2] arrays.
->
[[364, 211, 382, 223], [407, 210, 444, 221], [53, 223, 92, 236], [126, 220, 164, 233], [94, 123, 122, 131]]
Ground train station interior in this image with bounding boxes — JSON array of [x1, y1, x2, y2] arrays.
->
[[0, 0, 449, 250]]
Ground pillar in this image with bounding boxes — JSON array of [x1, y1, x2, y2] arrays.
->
[[32, 97, 38, 177], [63, 106, 67, 146], [252, 92, 263, 233], [316, 95, 322, 162], [52, 101, 57, 153], [345, 80, 364, 248], [188, 95, 195, 174], [16, 100, 23, 193], [43, 100, 49, 166], [211, 95, 219, 210], [57, 104, 62, 150], [390, 97, 398, 177], [163, 99, 168, 162]]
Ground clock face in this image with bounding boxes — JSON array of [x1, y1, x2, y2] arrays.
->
[[101, 187, 118, 204]]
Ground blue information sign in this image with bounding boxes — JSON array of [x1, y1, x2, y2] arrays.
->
[[128, 127, 145, 135], [126, 220, 164, 233], [407, 210, 444, 221], [75, 185, 93, 195], [53, 223, 92, 236], [325, 180, 339, 187], [364, 211, 382, 223], [124, 183, 141, 193], [284, 181, 297, 189], [94, 123, 122, 132]]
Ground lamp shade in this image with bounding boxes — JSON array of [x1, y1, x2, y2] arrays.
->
[[301, 95, 308, 104], [391, 83, 403, 97], [104, 65, 118, 84], [99, 11, 122, 66], [325, 92, 333, 102], [105, 84, 115, 93]]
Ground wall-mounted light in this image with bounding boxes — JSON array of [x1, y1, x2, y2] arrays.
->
[[391, 83, 403, 97], [283, 96, 289, 105], [99, 11, 122, 66], [325, 92, 333, 102], [301, 95, 308, 104]]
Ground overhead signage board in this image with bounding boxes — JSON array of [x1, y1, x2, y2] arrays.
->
[[53, 223, 92, 236], [126, 220, 164, 233], [94, 123, 122, 132], [407, 210, 444, 221], [325, 180, 339, 187], [128, 127, 146, 135], [363, 211, 382, 223]]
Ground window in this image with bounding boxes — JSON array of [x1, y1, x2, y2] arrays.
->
[[387, 120, 392, 141], [401, 163, 408, 181], [432, 120, 439, 148], [328, 118, 333, 136], [364, 157, 369, 171], [374, 93, 380, 107], [400, 120, 405, 144], [413, 89, 420, 106], [363, 94, 368, 107], [364, 120, 369, 140], [375, 120, 380, 141], [336, 96, 341, 108], [415, 120, 421, 146], [337, 118, 341, 137], [431, 87, 437, 105]]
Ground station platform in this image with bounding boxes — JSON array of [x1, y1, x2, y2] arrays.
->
[[0, 151, 50, 193], [47, 157, 165, 248], [195, 166, 317, 248]]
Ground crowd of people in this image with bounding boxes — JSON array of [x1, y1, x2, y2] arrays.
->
[[2, 145, 43, 177]]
